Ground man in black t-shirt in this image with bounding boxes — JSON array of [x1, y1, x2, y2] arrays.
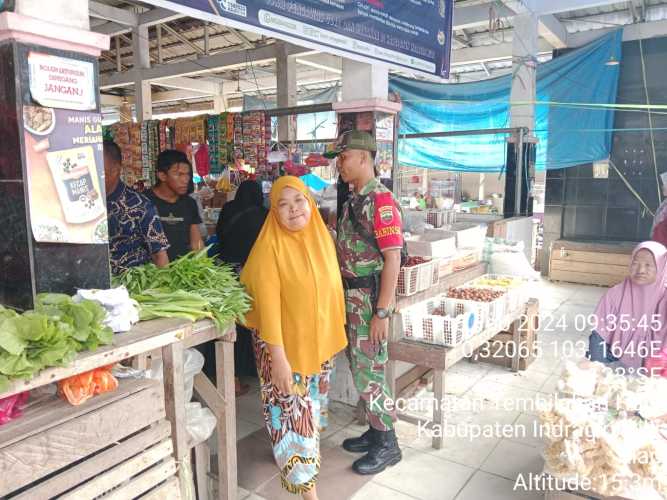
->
[[147, 150, 203, 261]]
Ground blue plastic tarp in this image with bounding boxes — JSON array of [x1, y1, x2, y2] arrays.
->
[[300, 173, 330, 191], [390, 30, 622, 172]]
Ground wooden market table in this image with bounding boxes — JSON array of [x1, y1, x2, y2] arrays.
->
[[388, 298, 539, 450], [0, 318, 239, 500], [135, 319, 239, 500], [386, 264, 487, 397]]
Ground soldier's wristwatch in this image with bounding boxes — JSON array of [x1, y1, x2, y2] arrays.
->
[[375, 308, 391, 320]]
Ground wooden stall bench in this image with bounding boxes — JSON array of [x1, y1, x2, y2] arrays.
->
[[549, 239, 634, 286], [131, 319, 238, 500], [0, 318, 189, 499]]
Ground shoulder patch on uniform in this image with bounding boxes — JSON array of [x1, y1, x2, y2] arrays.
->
[[375, 192, 395, 225]]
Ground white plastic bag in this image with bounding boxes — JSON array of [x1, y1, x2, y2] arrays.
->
[[145, 349, 216, 446], [74, 287, 140, 333], [490, 252, 540, 280], [186, 402, 217, 445], [146, 348, 205, 403]]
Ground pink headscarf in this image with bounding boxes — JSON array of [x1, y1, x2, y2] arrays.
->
[[594, 241, 667, 368]]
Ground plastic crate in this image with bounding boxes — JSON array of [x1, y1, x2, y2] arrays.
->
[[487, 295, 508, 329], [442, 296, 489, 334], [429, 258, 440, 287], [457, 283, 511, 327], [397, 258, 439, 296], [400, 296, 477, 346], [467, 274, 529, 314]]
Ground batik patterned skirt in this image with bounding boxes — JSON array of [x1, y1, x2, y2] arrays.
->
[[252, 332, 332, 495]]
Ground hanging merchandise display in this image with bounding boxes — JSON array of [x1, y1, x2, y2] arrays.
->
[[108, 111, 274, 188], [207, 115, 221, 174]]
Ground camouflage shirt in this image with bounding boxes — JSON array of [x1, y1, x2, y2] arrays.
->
[[336, 178, 403, 279]]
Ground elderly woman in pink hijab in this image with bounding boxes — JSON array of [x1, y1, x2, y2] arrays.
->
[[588, 241, 667, 371]]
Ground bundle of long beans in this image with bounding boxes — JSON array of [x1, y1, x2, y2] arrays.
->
[[114, 249, 251, 329]]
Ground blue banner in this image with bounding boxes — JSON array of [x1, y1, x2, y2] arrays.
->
[[142, 0, 453, 77], [390, 30, 623, 172]]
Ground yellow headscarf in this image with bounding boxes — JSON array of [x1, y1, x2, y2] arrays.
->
[[240, 176, 347, 376]]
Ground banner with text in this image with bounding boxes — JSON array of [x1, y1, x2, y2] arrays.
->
[[141, 0, 453, 78]]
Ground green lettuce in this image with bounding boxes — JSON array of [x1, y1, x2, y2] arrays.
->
[[0, 296, 113, 393]]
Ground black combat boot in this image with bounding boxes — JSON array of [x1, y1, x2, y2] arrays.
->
[[342, 427, 375, 453], [352, 429, 402, 475]]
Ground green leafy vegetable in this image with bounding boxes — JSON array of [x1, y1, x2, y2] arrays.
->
[[0, 295, 113, 393], [114, 248, 251, 330]]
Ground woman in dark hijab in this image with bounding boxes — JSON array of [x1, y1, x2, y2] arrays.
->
[[212, 180, 268, 395], [216, 180, 268, 266]]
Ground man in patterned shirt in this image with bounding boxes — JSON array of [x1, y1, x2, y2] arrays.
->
[[327, 130, 403, 475], [104, 141, 170, 275]]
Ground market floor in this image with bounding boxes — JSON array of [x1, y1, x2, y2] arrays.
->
[[227, 279, 605, 500]]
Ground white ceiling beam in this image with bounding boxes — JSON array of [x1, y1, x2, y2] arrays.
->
[[448, 17, 667, 68], [538, 15, 568, 48], [567, 17, 667, 45], [102, 88, 213, 106], [502, 1, 568, 48], [296, 53, 342, 74], [450, 39, 553, 66], [522, 0, 633, 15], [451, 1, 627, 34], [452, 3, 514, 30], [101, 66, 338, 108], [157, 76, 221, 95], [92, 8, 185, 37], [139, 8, 184, 26], [101, 94, 125, 106], [94, 22, 127, 36], [89, 1, 138, 26], [100, 43, 310, 89], [152, 89, 210, 103]]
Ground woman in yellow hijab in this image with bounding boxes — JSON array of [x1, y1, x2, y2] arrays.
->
[[240, 176, 347, 499]]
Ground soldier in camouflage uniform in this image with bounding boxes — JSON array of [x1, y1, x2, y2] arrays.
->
[[325, 130, 403, 475]]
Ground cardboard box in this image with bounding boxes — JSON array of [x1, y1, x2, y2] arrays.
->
[[406, 231, 456, 258]]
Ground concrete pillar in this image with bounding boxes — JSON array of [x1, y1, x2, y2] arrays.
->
[[0, 2, 110, 308], [213, 95, 225, 113], [276, 42, 297, 142], [341, 59, 388, 101], [14, 0, 89, 30], [132, 25, 152, 121], [504, 13, 538, 218], [509, 13, 538, 131]]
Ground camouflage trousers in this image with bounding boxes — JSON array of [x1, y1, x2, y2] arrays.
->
[[344, 288, 397, 431]]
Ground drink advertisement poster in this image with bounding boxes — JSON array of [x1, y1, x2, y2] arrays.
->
[[22, 106, 108, 244]]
